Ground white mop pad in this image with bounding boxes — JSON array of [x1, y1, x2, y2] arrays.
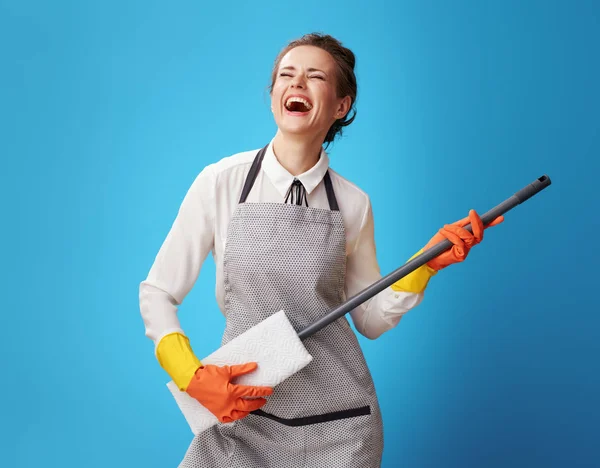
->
[[167, 310, 313, 435]]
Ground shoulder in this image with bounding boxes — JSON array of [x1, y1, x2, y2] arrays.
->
[[327, 167, 373, 236], [202, 148, 258, 180], [328, 167, 370, 199], [327, 166, 371, 211], [188, 148, 260, 190], [179, 148, 259, 210]]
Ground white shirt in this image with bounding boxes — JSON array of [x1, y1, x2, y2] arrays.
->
[[139, 140, 424, 348]]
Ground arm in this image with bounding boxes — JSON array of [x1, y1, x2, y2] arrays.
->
[[346, 197, 427, 340], [139, 164, 273, 422], [139, 165, 216, 390], [347, 201, 504, 340]]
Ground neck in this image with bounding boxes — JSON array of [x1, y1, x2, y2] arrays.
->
[[271, 131, 324, 176]]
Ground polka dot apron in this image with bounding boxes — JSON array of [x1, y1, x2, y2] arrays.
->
[[179, 145, 384, 467]]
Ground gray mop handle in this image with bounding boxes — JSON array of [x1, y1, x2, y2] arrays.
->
[[297, 174, 552, 340]]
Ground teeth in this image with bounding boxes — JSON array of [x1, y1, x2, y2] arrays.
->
[[285, 96, 313, 110]]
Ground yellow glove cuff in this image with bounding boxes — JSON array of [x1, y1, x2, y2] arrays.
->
[[156, 332, 202, 391], [391, 249, 438, 294]]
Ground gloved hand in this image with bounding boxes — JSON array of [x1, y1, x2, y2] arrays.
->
[[424, 209, 504, 271], [185, 363, 273, 423], [156, 333, 273, 423], [391, 209, 504, 294]]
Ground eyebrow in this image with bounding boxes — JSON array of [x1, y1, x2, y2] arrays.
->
[[280, 66, 328, 75]]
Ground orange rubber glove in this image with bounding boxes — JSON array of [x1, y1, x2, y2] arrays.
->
[[185, 362, 273, 423], [424, 209, 504, 271]]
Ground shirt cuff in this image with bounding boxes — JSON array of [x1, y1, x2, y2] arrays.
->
[[355, 288, 424, 339]]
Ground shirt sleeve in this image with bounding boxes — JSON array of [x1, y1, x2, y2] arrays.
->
[[139, 165, 217, 348], [345, 196, 425, 340]]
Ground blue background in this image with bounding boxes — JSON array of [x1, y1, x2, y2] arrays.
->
[[1, 0, 598, 466]]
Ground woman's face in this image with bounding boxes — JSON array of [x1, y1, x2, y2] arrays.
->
[[271, 45, 351, 142]]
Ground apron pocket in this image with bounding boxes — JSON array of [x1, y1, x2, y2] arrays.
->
[[250, 405, 371, 427]]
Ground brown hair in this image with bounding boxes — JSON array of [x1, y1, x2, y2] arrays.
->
[[269, 33, 358, 147]]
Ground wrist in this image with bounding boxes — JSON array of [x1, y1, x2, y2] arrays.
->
[[391, 249, 438, 293], [156, 332, 202, 391]]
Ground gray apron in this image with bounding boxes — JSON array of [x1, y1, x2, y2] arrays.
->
[[179, 145, 384, 467]]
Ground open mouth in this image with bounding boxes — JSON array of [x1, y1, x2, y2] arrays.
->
[[285, 96, 313, 113]]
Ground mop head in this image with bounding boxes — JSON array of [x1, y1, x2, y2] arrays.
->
[[167, 310, 313, 434]]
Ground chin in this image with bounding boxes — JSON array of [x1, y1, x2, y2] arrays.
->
[[276, 120, 323, 140], [280, 124, 312, 135]]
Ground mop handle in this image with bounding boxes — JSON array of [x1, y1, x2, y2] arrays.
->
[[297, 174, 552, 340]]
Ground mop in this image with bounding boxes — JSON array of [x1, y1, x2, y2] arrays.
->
[[167, 175, 552, 435]]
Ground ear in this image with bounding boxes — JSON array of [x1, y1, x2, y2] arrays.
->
[[335, 96, 352, 120]]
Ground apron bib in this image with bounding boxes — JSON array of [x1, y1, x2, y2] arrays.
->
[[179, 146, 384, 467]]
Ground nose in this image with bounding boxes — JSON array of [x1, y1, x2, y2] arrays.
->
[[290, 74, 306, 88]]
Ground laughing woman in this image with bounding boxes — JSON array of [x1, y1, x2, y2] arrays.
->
[[139, 33, 503, 467]]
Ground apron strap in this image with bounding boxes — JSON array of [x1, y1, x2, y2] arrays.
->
[[238, 145, 268, 204], [323, 171, 339, 211], [239, 144, 340, 211]]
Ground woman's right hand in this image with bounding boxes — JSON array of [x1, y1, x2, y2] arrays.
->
[[185, 362, 273, 423]]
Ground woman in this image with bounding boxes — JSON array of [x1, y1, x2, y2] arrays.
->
[[139, 33, 503, 467]]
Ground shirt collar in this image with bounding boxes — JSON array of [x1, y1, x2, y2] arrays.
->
[[262, 139, 330, 198]]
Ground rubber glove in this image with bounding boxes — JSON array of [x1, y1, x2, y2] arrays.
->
[[186, 363, 274, 423], [391, 249, 439, 293], [391, 210, 504, 293], [156, 332, 273, 422], [424, 209, 504, 271], [156, 332, 203, 391]]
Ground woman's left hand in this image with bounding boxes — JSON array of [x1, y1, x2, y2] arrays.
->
[[424, 209, 504, 271]]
